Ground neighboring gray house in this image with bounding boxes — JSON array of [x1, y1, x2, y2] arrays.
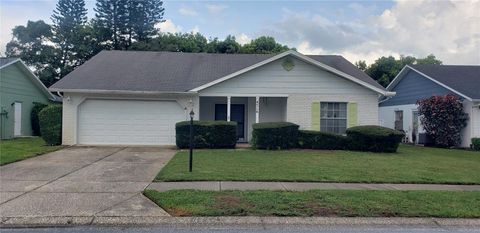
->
[[379, 65, 480, 148], [50, 50, 394, 146], [0, 58, 56, 139]]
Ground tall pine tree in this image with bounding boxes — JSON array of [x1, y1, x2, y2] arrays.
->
[[94, 0, 164, 50], [51, 0, 88, 77]]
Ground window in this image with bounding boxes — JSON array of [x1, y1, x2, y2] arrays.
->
[[320, 102, 347, 134]]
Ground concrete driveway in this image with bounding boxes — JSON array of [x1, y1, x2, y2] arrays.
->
[[0, 146, 175, 218]]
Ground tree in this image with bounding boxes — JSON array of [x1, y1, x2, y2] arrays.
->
[[51, 0, 89, 77], [355, 60, 367, 71], [361, 54, 443, 87], [130, 32, 207, 52], [416, 54, 442, 65], [417, 95, 468, 148], [365, 56, 399, 87], [94, 0, 129, 50], [94, 0, 165, 50], [128, 0, 165, 42], [5, 20, 60, 87], [240, 36, 289, 54], [212, 35, 241, 53]]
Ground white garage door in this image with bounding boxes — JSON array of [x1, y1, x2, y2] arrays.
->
[[78, 99, 185, 145]]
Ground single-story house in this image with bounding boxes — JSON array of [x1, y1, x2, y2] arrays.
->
[[379, 64, 480, 148], [50, 50, 395, 146], [0, 58, 57, 139]]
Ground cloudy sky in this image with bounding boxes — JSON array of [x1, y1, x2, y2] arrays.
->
[[0, 0, 479, 65]]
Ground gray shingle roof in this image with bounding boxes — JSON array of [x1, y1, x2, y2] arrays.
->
[[50, 50, 384, 92], [0, 57, 19, 68], [410, 65, 480, 99]]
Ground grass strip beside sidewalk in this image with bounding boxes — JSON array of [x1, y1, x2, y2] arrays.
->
[[144, 189, 480, 218]]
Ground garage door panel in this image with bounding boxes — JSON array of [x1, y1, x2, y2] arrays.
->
[[78, 99, 184, 145]]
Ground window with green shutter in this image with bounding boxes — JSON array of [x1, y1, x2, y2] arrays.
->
[[320, 102, 347, 134]]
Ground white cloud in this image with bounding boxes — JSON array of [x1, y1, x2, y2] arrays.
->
[[296, 41, 325, 55], [269, 0, 480, 65], [178, 6, 197, 16], [236, 33, 251, 45], [206, 4, 228, 14], [156, 19, 182, 34], [191, 25, 200, 34]]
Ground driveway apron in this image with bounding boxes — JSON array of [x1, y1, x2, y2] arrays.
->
[[0, 146, 174, 218]]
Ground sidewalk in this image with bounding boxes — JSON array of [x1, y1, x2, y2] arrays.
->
[[147, 181, 480, 192]]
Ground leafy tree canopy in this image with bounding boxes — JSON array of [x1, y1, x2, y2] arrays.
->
[[357, 54, 442, 87]]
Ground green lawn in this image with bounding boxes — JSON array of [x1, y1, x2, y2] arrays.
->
[[0, 137, 62, 165], [156, 145, 480, 184], [144, 189, 480, 218]]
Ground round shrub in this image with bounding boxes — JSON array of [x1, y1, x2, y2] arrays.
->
[[346, 125, 405, 153], [252, 122, 299, 150], [298, 130, 347, 150], [39, 105, 62, 145], [31, 102, 48, 136], [176, 120, 237, 149]]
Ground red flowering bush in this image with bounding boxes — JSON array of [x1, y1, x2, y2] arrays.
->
[[417, 95, 468, 148]]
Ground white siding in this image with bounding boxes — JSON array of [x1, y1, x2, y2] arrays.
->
[[462, 100, 480, 148], [62, 93, 199, 145], [289, 94, 379, 131], [199, 56, 380, 131], [199, 56, 377, 96], [379, 104, 423, 143], [472, 102, 480, 139]]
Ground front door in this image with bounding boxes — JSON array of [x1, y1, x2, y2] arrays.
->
[[215, 104, 245, 140]]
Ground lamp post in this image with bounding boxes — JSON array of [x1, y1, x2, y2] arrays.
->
[[189, 110, 194, 172]]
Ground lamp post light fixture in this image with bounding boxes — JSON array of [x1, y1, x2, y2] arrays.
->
[[189, 110, 194, 172]]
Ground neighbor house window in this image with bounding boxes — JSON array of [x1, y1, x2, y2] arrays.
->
[[320, 102, 347, 134]]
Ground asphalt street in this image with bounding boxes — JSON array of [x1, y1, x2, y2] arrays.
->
[[2, 225, 480, 233]]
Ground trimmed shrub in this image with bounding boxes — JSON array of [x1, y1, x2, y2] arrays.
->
[[472, 138, 480, 151], [252, 122, 299, 150], [176, 121, 237, 149], [31, 102, 48, 136], [298, 130, 347, 150], [346, 125, 405, 153], [39, 105, 62, 145]]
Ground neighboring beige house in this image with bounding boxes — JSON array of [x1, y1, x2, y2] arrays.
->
[[50, 50, 394, 146]]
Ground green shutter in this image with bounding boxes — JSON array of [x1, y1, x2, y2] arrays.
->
[[348, 102, 358, 128], [311, 102, 320, 131]]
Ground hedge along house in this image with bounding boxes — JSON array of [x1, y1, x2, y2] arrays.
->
[[379, 65, 480, 148], [50, 50, 394, 146], [0, 58, 57, 139]]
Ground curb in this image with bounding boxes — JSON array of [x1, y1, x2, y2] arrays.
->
[[1, 216, 479, 228]]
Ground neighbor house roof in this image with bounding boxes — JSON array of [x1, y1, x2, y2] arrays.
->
[[50, 50, 388, 95], [387, 65, 480, 101], [0, 57, 57, 101], [0, 58, 20, 68]]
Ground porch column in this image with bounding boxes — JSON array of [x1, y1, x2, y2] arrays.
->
[[255, 96, 260, 123], [227, 96, 231, 122]]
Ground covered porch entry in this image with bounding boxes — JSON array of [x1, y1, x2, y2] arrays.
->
[[199, 95, 288, 142]]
